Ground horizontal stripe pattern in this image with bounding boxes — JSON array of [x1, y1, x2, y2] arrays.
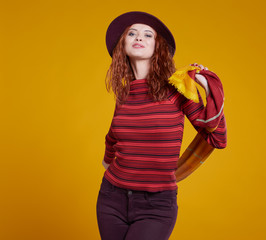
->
[[104, 79, 227, 192]]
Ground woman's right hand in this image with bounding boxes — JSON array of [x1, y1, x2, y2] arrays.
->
[[191, 63, 210, 97]]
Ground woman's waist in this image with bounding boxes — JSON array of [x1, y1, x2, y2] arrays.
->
[[102, 173, 178, 193]]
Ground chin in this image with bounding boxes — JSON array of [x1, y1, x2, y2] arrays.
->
[[127, 54, 152, 61]]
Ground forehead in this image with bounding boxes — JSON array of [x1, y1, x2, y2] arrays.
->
[[128, 23, 156, 33]]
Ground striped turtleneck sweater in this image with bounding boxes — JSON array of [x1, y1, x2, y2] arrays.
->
[[103, 79, 227, 192]]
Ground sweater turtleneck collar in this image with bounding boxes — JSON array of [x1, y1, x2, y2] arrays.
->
[[129, 78, 149, 93], [130, 78, 147, 85]]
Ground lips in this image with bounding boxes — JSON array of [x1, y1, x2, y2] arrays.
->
[[132, 43, 144, 48]]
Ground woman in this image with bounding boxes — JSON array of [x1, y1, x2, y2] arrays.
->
[[96, 11, 227, 240]]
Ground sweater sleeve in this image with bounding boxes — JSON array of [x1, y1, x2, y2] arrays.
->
[[181, 88, 227, 149], [103, 126, 117, 164]]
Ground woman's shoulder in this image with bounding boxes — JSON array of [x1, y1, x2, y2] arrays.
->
[[166, 83, 186, 106]]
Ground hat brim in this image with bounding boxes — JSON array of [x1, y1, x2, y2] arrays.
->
[[106, 11, 176, 57]]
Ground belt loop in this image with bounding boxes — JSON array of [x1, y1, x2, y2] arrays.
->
[[144, 191, 149, 200], [111, 182, 115, 191]]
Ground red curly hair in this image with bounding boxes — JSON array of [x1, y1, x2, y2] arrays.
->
[[105, 26, 176, 104]]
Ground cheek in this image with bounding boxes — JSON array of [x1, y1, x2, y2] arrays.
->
[[124, 45, 130, 56], [124, 37, 131, 54], [149, 40, 156, 54]]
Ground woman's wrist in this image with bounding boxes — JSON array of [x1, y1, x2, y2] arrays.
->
[[195, 73, 210, 97]]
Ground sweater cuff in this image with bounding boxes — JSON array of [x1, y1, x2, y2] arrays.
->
[[103, 144, 115, 164]]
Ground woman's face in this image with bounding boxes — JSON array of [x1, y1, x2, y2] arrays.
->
[[124, 23, 156, 61]]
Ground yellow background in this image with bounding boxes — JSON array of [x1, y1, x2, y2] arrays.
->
[[1, 0, 266, 239]]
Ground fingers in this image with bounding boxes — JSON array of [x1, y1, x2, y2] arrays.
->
[[191, 63, 208, 71], [199, 64, 208, 71]]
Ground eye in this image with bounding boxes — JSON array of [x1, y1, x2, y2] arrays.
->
[[128, 32, 135, 36], [145, 34, 153, 38]]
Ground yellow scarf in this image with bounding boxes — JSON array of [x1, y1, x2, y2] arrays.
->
[[168, 65, 201, 103]]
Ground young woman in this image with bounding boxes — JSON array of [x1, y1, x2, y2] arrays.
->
[[96, 11, 227, 240]]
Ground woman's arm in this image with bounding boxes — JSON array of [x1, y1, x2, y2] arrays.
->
[[103, 127, 117, 164], [174, 65, 227, 182], [181, 65, 227, 149], [181, 89, 227, 149]]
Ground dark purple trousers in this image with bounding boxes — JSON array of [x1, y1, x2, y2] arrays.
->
[[96, 176, 178, 240]]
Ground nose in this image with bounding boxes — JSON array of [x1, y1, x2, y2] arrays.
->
[[135, 34, 142, 41]]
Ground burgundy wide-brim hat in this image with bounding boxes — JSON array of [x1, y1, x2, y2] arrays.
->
[[106, 11, 176, 57]]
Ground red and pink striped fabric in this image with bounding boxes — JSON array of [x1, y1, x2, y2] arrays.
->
[[104, 78, 227, 192]]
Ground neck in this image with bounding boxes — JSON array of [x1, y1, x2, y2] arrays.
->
[[129, 59, 151, 80]]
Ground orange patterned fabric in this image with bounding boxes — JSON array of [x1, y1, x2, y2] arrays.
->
[[175, 133, 214, 182]]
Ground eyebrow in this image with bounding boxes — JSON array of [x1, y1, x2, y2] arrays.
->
[[129, 28, 155, 35]]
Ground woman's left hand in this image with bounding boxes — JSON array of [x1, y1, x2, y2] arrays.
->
[[191, 63, 210, 97]]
